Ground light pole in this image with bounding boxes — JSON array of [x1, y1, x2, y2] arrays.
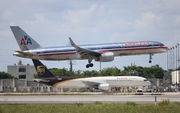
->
[[176, 43, 179, 91], [175, 45, 178, 91], [167, 48, 169, 70], [170, 47, 172, 69], [172, 47, 175, 70], [176, 45, 178, 70], [177, 43, 179, 70], [167, 48, 171, 70]]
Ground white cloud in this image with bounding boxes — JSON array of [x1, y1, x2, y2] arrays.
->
[[62, 4, 106, 29], [25, 14, 45, 26], [134, 12, 161, 31], [173, 15, 180, 26]]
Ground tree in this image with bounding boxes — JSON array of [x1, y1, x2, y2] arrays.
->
[[100, 67, 121, 76], [33, 64, 165, 78], [78, 70, 100, 76], [49, 68, 74, 76], [120, 65, 140, 76], [120, 64, 164, 78], [34, 74, 39, 78], [74, 70, 82, 76], [91, 70, 100, 76], [0, 71, 13, 79], [81, 70, 94, 76]]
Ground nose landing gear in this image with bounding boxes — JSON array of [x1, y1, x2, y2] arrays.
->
[[149, 54, 153, 63], [149, 60, 152, 63]]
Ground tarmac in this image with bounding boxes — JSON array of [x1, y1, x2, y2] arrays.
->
[[0, 92, 180, 104]]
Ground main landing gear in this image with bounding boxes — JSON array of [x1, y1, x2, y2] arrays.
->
[[86, 58, 94, 68], [149, 54, 153, 63], [86, 63, 94, 68]]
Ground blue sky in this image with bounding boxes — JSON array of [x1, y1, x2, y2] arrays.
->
[[0, 0, 180, 72]]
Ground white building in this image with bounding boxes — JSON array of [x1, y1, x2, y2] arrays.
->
[[171, 70, 180, 85], [7, 60, 36, 81]]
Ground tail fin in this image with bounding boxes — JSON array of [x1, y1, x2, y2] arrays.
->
[[32, 59, 55, 78], [10, 26, 42, 51]]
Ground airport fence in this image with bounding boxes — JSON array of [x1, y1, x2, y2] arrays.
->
[[0, 78, 174, 93]]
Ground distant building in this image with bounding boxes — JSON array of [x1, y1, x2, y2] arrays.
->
[[7, 60, 36, 81], [171, 71, 180, 85]]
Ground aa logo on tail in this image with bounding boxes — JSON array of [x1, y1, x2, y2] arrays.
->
[[20, 35, 32, 45], [37, 65, 45, 75]]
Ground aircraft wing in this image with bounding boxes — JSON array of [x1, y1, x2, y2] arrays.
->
[[82, 80, 106, 86], [69, 37, 101, 58]]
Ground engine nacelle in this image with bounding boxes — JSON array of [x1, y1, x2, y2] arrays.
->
[[95, 52, 114, 62], [98, 83, 110, 91]]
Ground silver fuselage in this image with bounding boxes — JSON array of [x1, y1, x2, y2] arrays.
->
[[14, 41, 168, 61]]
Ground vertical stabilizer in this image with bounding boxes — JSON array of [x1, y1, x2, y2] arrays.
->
[[32, 59, 55, 78], [10, 26, 42, 51]]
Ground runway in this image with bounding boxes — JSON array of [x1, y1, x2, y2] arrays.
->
[[0, 93, 180, 104]]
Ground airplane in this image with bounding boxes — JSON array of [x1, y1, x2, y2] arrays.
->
[[10, 26, 168, 68], [32, 59, 151, 91]]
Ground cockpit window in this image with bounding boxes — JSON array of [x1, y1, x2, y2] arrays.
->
[[159, 43, 164, 46], [144, 79, 148, 81]]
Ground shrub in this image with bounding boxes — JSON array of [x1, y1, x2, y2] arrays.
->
[[157, 99, 170, 106], [94, 101, 103, 105], [75, 103, 84, 107], [125, 101, 137, 106]]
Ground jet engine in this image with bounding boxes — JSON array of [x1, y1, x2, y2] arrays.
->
[[98, 83, 110, 91], [95, 52, 114, 62]]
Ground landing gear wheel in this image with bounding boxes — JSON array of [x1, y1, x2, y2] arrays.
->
[[89, 63, 93, 67], [86, 63, 94, 68], [149, 54, 153, 63], [86, 64, 90, 68], [149, 60, 152, 63]]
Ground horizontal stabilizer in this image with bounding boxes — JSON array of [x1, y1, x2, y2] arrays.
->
[[15, 50, 33, 56], [33, 79, 50, 83]]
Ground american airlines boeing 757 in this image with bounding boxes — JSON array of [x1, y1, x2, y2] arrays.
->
[[32, 59, 151, 91], [10, 26, 168, 68]]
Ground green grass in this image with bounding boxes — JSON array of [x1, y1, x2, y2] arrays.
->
[[125, 101, 137, 106], [0, 102, 180, 113]]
